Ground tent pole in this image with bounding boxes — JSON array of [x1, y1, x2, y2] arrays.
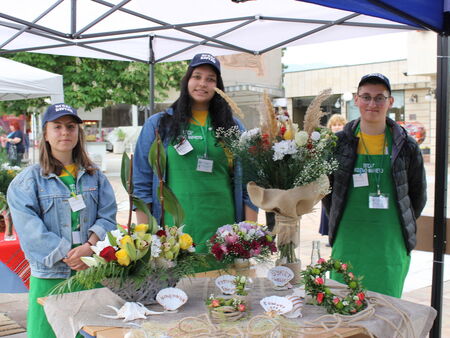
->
[[148, 35, 155, 118], [430, 33, 449, 338]]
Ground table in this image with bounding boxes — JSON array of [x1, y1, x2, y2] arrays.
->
[[0, 231, 30, 292], [41, 278, 436, 338]]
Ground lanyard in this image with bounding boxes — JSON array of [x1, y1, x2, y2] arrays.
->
[[62, 167, 79, 197], [357, 126, 388, 195], [190, 115, 210, 158]]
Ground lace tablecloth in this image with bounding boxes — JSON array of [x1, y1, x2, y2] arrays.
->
[[43, 277, 437, 338]]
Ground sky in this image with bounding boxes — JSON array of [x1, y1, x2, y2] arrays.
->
[[282, 32, 408, 72]]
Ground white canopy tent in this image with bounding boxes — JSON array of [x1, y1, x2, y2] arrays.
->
[[0, 56, 63, 102]]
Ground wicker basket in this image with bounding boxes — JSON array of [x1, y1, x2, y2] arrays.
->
[[102, 272, 179, 305]]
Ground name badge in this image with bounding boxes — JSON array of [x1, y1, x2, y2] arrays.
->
[[174, 138, 193, 155], [369, 193, 389, 209], [72, 231, 81, 244], [353, 172, 369, 187], [196, 158, 213, 173], [68, 194, 86, 212]]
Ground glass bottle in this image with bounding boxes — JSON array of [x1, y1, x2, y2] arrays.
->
[[311, 240, 321, 265]]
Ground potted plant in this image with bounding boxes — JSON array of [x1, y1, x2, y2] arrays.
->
[[113, 128, 127, 154]]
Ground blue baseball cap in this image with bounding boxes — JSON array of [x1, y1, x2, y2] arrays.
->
[[42, 103, 82, 127], [189, 53, 221, 73], [358, 73, 391, 94]]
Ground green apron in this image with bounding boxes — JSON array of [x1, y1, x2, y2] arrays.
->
[[165, 119, 235, 270], [331, 127, 410, 297], [28, 168, 85, 338]]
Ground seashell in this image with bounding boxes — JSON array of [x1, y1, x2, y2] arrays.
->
[[260, 296, 293, 316], [283, 295, 304, 318], [100, 302, 164, 322], [156, 287, 188, 312], [215, 275, 237, 295], [267, 266, 294, 288]]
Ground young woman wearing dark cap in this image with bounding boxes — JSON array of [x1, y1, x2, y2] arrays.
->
[[7, 103, 117, 337], [133, 53, 257, 260]]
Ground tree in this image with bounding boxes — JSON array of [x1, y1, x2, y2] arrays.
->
[[0, 52, 187, 115]]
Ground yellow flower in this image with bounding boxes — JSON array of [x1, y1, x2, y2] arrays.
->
[[115, 249, 131, 266], [179, 233, 193, 250], [135, 223, 149, 233], [120, 235, 133, 248], [283, 127, 294, 140]]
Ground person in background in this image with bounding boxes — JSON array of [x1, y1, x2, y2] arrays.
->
[[319, 114, 347, 242], [7, 103, 117, 338], [133, 53, 257, 259], [323, 73, 426, 297], [1, 120, 25, 166]]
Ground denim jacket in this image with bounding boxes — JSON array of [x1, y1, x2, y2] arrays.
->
[[133, 108, 257, 222], [7, 164, 117, 279]]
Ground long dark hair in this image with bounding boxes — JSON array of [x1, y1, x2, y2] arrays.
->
[[39, 122, 96, 176], [159, 65, 237, 142]]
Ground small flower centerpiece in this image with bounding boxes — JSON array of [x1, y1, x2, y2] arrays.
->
[[206, 294, 248, 322], [301, 258, 368, 315], [208, 221, 276, 272], [215, 89, 338, 277]]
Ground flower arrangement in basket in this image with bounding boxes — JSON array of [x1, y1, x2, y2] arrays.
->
[[53, 132, 203, 304], [206, 294, 248, 322], [215, 89, 338, 271], [208, 221, 277, 265], [301, 258, 368, 315]]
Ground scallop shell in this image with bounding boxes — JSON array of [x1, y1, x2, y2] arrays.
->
[[267, 266, 294, 287], [215, 275, 236, 295], [260, 296, 293, 315], [156, 287, 188, 312], [283, 295, 304, 318]]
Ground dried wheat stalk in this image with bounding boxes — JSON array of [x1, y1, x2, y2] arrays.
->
[[214, 88, 244, 119], [303, 88, 332, 134]]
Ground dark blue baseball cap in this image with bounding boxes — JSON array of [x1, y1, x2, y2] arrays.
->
[[189, 53, 221, 73], [42, 103, 82, 127], [358, 73, 391, 94]]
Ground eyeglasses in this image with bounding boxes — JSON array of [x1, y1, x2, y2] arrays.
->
[[357, 94, 390, 105]]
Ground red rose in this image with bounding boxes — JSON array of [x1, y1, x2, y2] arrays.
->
[[156, 229, 167, 237], [332, 297, 340, 305], [314, 277, 324, 285], [317, 258, 326, 264], [357, 292, 365, 301], [341, 263, 348, 270], [238, 304, 246, 312], [99, 246, 117, 262], [355, 300, 363, 307], [316, 292, 324, 304], [280, 126, 287, 135]]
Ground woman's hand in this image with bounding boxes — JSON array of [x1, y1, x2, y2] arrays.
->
[[63, 243, 94, 271]]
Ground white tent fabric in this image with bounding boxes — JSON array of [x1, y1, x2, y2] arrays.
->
[[0, 0, 418, 63], [0, 57, 64, 102]]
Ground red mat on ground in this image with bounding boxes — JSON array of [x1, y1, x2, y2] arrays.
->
[[0, 232, 30, 289]]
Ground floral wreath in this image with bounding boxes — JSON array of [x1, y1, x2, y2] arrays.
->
[[301, 258, 367, 315]]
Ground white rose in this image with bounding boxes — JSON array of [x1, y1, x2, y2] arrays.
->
[[311, 131, 321, 141], [295, 131, 308, 146]]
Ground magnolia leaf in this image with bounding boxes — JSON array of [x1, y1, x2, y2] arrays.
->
[[158, 185, 184, 227], [133, 197, 158, 234], [107, 231, 118, 247], [149, 132, 166, 178], [125, 242, 137, 261], [80, 256, 99, 267], [120, 152, 132, 193]]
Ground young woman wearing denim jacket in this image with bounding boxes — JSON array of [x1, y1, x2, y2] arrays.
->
[[133, 53, 257, 259], [7, 103, 117, 338]]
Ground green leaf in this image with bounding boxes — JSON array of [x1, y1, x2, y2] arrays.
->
[[107, 231, 118, 247], [125, 242, 137, 261], [120, 152, 131, 193], [158, 185, 184, 227], [149, 132, 166, 178], [132, 196, 158, 234]]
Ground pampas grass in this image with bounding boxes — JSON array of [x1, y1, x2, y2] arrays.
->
[[303, 88, 332, 134], [214, 88, 244, 119]]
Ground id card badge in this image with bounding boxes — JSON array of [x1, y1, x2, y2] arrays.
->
[[369, 193, 389, 209], [72, 231, 81, 244], [68, 194, 86, 212], [196, 157, 214, 173], [174, 138, 193, 155], [353, 172, 369, 187]]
